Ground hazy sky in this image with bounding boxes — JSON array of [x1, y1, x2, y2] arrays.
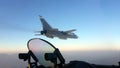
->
[[0, 0, 120, 53]]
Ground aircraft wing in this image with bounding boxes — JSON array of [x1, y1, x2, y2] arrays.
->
[[65, 29, 76, 33], [39, 16, 52, 30]]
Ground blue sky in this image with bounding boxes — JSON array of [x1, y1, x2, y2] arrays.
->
[[0, 0, 120, 53]]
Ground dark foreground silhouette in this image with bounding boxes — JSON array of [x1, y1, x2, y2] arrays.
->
[[19, 38, 120, 68], [36, 61, 120, 68]]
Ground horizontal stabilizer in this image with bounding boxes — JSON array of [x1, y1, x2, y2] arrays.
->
[[65, 29, 76, 33], [34, 31, 41, 33], [35, 34, 41, 36]]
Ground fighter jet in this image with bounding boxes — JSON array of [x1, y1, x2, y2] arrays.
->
[[35, 16, 78, 39]]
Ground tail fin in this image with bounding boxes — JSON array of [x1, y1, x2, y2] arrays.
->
[[39, 15, 52, 30]]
